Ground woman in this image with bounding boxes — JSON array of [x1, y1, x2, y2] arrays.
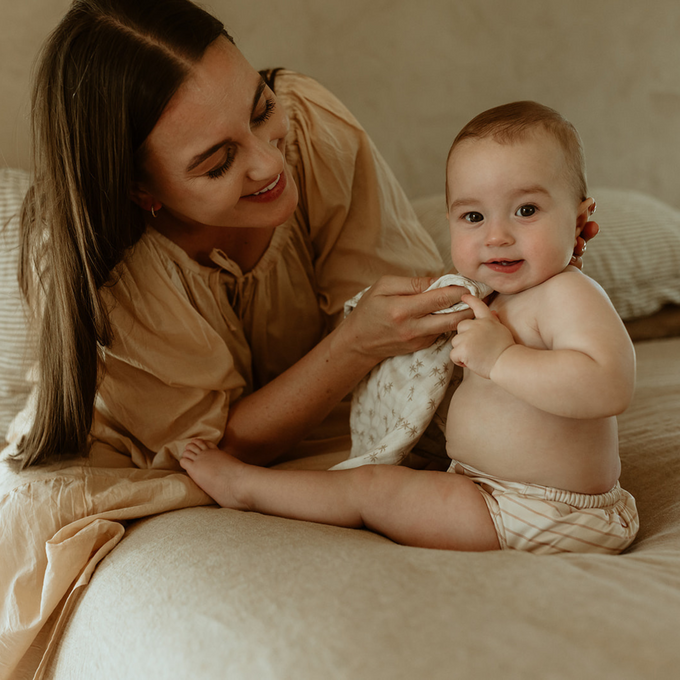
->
[[17, 0, 595, 471]]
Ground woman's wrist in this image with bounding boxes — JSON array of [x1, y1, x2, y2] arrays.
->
[[328, 313, 384, 374]]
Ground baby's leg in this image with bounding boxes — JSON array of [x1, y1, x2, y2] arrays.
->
[[180, 439, 251, 510], [181, 439, 382, 527], [181, 440, 499, 551], [354, 464, 500, 551]]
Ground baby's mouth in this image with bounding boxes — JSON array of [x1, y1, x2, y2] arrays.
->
[[484, 259, 523, 273]]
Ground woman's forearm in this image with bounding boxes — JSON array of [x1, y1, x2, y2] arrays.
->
[[221, 275, 471, 466], [219, 321, 378, 466]]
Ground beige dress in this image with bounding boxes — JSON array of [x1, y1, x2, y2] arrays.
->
[[92, 71, 444, 470]]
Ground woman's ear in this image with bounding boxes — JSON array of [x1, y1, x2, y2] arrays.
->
[[130, 183, 160, 214]]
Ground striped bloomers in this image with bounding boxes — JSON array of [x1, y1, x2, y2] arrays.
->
[[447, 459, 639, 555]]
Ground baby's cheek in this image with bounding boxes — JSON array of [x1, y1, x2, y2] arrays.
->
[[449, 238, 473, 275]]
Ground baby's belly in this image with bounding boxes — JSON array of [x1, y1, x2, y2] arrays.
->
[[445, 378, 621, 494]]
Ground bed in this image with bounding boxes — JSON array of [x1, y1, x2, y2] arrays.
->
[[2, 1, 680, 678], [2, 166, 680, 678]]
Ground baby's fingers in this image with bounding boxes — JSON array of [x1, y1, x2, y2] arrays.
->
[[449, 344, 467, 368], [462, 294, 493, 319]]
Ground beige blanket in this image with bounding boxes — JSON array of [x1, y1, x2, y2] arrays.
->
[[0, 458, 212, 679], [2, 337, 680, 680]]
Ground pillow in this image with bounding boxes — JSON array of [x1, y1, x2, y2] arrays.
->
[[0, 167, 34, 442], [412, 187, 680, 321]]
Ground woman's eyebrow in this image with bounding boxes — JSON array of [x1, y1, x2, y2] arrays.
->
[[186, 78, 267, 173]]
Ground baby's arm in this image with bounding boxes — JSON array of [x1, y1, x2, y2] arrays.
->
[[451, 274, 635, 419]]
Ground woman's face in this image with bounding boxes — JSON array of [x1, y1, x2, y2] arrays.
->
[[135, 37, 298, 231]]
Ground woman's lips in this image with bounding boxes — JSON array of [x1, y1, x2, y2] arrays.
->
[[484, 260, 523, 274], [243, 173, 286, 203]]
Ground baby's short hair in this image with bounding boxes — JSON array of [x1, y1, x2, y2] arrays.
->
[[447, 101, 587, 202]]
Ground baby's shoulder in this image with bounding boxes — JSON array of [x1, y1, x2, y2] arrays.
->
[[539, 266, 611, 306], [492, 267, 614, 341], [526, 267, 622, 340], [493, 267, 591, 310]]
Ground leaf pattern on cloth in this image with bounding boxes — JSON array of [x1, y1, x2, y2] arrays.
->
[[332, 275, 492, 470]]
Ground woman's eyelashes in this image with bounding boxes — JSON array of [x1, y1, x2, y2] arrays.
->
[[252, 98, 276, 127], [206, 149, 235, 179], [204, 98, 277, 180]]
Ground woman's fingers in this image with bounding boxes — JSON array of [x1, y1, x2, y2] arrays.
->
[[368, 274, 437, 296], [581, 219, 599, 246], [368, 276, 470, 316], [412, 306, 475, 339], [346, 279, 467, 359], [571, 219, 599, 269]]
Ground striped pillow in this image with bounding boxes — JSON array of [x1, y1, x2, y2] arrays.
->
[[413, 187, 680, 321], [583, 188, 680, 320], [0, 167, 34, 442]]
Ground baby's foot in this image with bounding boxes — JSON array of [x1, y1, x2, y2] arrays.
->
[[180, 439, 249, 510]]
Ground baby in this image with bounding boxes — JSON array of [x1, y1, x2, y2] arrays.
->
[[181, 101, 639, 555]]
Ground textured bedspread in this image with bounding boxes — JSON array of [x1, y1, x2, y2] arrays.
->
[[0, 462, 213, 679], [1, 337, 680, 680]]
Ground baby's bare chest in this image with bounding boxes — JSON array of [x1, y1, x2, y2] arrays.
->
[[490, 292, 548, 350]]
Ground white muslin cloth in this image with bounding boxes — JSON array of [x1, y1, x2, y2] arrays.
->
[[331, 275, 492, 470]]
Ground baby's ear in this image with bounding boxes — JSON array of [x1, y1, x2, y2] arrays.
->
[[575, 197, 596, 236]]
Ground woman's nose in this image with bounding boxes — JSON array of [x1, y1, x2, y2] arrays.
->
[[246, 112, 289, 181], [246, 135, 283, 181]]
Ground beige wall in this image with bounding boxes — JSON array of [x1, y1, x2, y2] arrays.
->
[[1, 0, 679, 206]]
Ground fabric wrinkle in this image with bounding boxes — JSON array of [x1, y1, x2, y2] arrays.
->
[[208, 270, 237, 332]]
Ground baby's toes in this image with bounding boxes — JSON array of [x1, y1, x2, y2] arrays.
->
[[182, 443, 202, 457], [189, 438, 211, 452]]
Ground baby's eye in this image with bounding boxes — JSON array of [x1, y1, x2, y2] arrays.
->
[[463, 212, 484, 224], [516, 204, 537, 218]]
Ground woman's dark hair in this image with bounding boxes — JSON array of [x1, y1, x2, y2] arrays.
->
[[16, 0, 230, 468]]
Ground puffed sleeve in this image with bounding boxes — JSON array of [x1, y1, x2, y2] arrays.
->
[[92, 234, 248, 469], [277, 71, 445, 321]]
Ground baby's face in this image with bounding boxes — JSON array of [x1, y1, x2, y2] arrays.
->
[[446, 131, 586, 295]]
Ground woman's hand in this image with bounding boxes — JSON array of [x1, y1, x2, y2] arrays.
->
[[571, 219, 599, 270], [221, 275, 471, 465], [340, 275, 474, 361]]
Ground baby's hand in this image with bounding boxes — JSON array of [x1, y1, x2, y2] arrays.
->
[[449, 295, 515, 379]]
